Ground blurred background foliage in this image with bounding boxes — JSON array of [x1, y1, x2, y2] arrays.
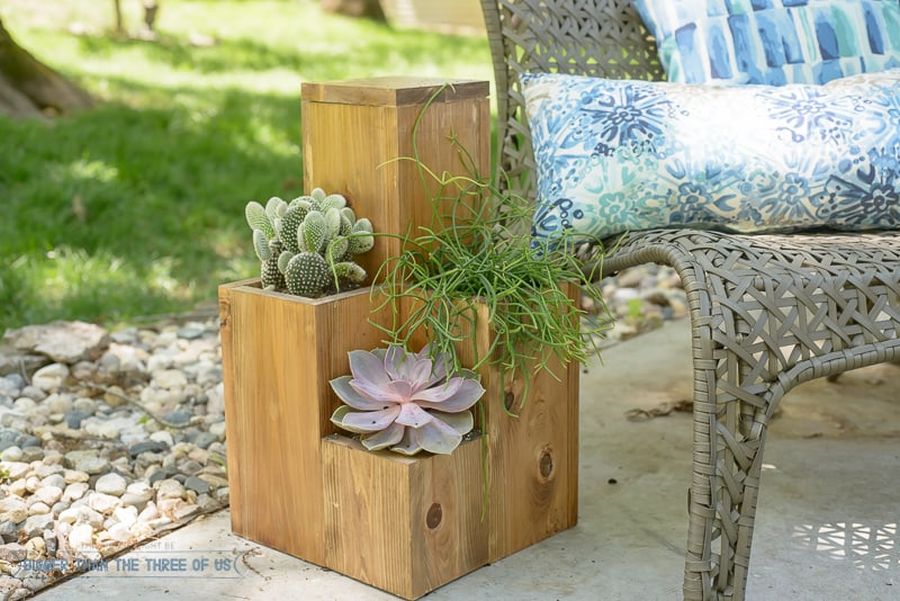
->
[[0, 0, 492, 330]]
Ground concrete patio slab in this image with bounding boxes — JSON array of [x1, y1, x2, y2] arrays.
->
[[35, 319, 900, 600]]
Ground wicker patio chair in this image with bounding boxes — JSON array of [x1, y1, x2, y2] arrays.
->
[[480, 1, 900, 599]]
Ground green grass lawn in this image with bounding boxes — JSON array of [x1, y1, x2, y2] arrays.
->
[[0, 0, 492, 331]]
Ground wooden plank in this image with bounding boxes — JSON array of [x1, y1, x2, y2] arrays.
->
[[564, 285, 581, 528], [302, 78, 490, 281], [482, 349, 579, 561], [313, 288, 390, 436], [408, 436, 488, 596], [323, 436, 486, 600], [301, 101, 398, 280], [219, 284, 388, 566], [302, 77, 489, 106], [217, 282, 240, 533], [220, 282, 323, 563], [323, 436, 415, 598], [400, 295, 580, 563], [481, 283, 580, 561], [395, 94, 491, 242], [437, 300, 577, 562]]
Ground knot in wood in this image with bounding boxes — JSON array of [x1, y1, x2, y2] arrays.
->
[[426, 502, 443, 529], [539, 449, 554, 479]]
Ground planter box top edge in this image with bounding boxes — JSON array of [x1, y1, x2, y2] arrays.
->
[[324, 433, 481, 465], [301, 77, 489, 107], [220, 279, 375, 306]]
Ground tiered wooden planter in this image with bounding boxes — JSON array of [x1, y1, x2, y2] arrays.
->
[[219, 78, 579, 600]]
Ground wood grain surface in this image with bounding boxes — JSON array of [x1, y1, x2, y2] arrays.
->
[[323, 436, 486, 599], [219, 283, 388, 566], [302, 77, 490, 280]]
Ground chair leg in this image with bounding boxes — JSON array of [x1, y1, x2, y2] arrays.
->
[[683, 361, 772, 601]]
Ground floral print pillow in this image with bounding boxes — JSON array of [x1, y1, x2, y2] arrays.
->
[[522, 70, 900, 242]]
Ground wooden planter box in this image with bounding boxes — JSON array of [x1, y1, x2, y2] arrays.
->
[[219, 77, 579, 599], [219, 280, 578, 599]]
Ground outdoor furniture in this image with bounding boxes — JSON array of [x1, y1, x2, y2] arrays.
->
[[480, 1, 900, 600]]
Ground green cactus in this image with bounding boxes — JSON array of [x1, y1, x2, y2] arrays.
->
[[277, 250, 292, 274], [347, 218, 375, 255], [339, 208, 355, 236], [261, 240, 286, 290], [332, 262, 366, 285], [310, 188, 347, 212], [245, 201, 275, 239], [279, 203, 309, 253], [301, 211, 328, 253], [326, 236, 349, 262], [265, 197, 287, 222], [284, 252, 330, 297], [261, 258, 284, 290], [252, 229, 270, 261], [324, 208, 342, 238], [245, 188, 374, 298]]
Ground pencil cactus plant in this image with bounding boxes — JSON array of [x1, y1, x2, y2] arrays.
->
[[245, 188, 374, 298], [330, 346, 485, 456]]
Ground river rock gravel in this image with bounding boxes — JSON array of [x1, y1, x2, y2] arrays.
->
[[0, 319, 227, 599], [583, 265, 688, 350]]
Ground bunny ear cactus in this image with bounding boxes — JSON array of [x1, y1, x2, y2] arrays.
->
[[310, 187, 347, 212], [284, 252, 330, 297], [252, 229, 270, 262], [348, 218, 375, 255], [265, 196, 287, 222], [300, 211, 328, 253], [245, 188, 375, 298], [339, 208, 355, 236], [331, 261, 366, 287], [279, 202, 310, 253], [245, 201, 276, 239], [330, 346, 485, 455], [260, 239, 285, 291]]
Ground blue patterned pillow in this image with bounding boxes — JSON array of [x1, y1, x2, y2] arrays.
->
[[633, 0, 900, 85], [523, 70, 900, 242]]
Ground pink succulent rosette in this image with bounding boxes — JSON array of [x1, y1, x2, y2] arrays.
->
[[330, 346, 485, 455]]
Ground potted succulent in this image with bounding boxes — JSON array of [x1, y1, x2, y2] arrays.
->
[[218, 186, 389, 568], [329, 345, 484, 454], [245, 188, 373, 296]]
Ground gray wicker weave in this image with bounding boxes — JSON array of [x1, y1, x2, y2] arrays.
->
[[480, 1, 900, 599]]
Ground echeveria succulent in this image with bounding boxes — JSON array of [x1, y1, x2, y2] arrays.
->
[[330, 346, 485, 455]]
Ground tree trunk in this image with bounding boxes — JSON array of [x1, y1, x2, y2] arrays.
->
[[113, 0, 125, 34], [0, 17, 93, 118], [143, 1, 160, 33], [320, 0, 386, 21]]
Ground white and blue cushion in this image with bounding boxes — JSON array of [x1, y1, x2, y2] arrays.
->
[[633, 0, 900, 85], [522, 70, 900, 241]]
